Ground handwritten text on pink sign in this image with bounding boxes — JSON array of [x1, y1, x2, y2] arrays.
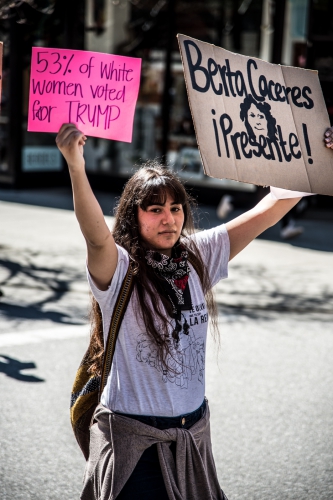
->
[[28, 48, 142, 142]]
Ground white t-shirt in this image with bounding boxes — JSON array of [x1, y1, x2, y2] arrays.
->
[[87, 224, 230, 417]]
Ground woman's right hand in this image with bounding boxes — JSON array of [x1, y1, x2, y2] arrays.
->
[[56, 123, 87, 173]]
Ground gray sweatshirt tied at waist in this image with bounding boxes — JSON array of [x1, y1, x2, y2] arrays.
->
[[80, 400, 227, 500]]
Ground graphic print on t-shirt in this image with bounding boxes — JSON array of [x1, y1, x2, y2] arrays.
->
[[136, 302, 207, 389]]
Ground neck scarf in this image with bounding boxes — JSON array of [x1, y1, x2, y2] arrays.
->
[[145, 245, 192, 344]]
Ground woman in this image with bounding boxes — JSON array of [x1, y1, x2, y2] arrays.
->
[[56, 123, 330, 500]]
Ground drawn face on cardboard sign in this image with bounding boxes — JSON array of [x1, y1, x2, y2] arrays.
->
[[247, 103, 268, 139], [240, 94, 277, 143]]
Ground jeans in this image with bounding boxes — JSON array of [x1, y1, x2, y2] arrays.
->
[[116, 399, 206, 500], [116, 444, 169, 500]]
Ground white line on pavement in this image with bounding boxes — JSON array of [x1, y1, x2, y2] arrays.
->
[[0, 324, 90, 347]]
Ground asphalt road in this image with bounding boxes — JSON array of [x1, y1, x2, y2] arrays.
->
[[0, 190, 333, 499]]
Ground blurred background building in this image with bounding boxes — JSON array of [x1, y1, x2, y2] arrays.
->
[[0, 0, 332, 207]]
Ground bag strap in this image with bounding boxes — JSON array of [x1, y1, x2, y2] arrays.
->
[[98, 260, 135, 400]]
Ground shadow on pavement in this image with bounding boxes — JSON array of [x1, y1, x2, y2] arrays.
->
[[0, 354, 45, 382], [0, 302, 75, 324], [0, 256, 72, 293], [0, 256, 86, 325]]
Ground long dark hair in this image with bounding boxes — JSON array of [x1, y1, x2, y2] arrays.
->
[[88, 162, 218, 376]]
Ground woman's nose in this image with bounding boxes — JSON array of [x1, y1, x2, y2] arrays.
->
[[162, 210, 175, 224]]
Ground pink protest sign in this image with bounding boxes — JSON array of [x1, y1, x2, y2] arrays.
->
[[28, 47, 141, 142]]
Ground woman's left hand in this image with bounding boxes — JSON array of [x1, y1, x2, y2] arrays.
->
[[324, 126, 333, 149]]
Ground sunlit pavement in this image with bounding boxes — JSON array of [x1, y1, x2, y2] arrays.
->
[[0, 190, 332, 499]]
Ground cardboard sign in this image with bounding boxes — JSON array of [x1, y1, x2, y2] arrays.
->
[[0, 42, 3, 108], [178, 34, 333, 196], [28, 47, 142, 142]]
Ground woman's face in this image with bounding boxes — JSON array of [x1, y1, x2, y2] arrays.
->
[[247, 103, 268, 139], [137, 192, 184, 257]]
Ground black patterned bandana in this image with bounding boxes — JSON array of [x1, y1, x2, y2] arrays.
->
[[145, 245, 192, 343]]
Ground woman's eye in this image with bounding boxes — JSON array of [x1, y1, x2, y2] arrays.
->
[[250, 113, 255, 117]]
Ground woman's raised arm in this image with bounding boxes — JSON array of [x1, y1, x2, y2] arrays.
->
[[56, 123, 118, 290], [226, 125, 333, 260], [226, 194, 301, 261]]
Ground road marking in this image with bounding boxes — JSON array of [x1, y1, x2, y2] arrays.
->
[[0, 324, 90, 347]]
